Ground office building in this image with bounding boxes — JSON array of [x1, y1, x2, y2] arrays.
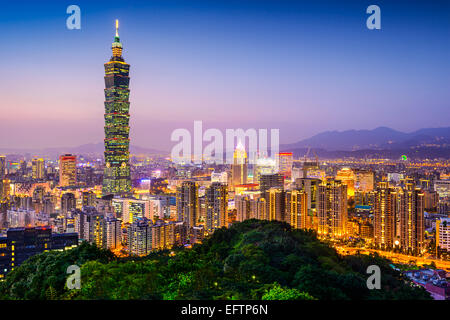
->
[[112, 198, 149, 223], [231, 141, 248, 190], [0, 226, 78, 276], [336, 168, 355, 197], [355, 169, 374, 192], [102, 20, 132, 196], [399, 183, 425, 255], [61, 192, 76, 215], [59, 154, 77, 187], [127, 218, 152, 256], [373, 182, 397, 250], [73, 207, 107, 248], [285, 190, 308, 229], [278, 152, 293, 179], [267, 187, 285, 222], [31, 158, 45, 180], [317, 180, 348, 238], [205, 182, 228, 233], [260, 173, 284, 194], [176, 181, 199, 229]]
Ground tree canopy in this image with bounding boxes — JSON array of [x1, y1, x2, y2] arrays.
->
[[0, 219, 431, 300]]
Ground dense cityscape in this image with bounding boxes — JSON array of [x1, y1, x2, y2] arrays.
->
[[1, 1, 450, 306]]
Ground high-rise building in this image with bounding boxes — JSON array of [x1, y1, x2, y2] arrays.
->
[[355, 169, 374, 192], [295, 178, 320, 220], [74, 207, 106, 248], [278, 152, 293, 179], [102, 20, 132, 196], [82, 191, 96, 207], [105, 217, 122, 249], [423, 190, 438, 211], [373, 182, 397, 250], [254, 157, 277, 184], [435, 180, 450, 200], [436, 218, 450, 254], [112, 198, 149, 223], [399, 183, 425, 255], [31, 158, 45, 180], [0, 156, 5, 180], [231, 141, 248, 190], [205, 182, 228, 233], [302, 159, 320, 179], [236, 194, 266, 221], [267, 187, 285, 222], [285, 190, 308, 229], [255, 197, 267, 220], [59, 154, 77, 187], [176, 181, 199, 229], [151, 221, 176, 250], [148, 195, 173, 220], [355, 190, 376, 207], [235, 195, 251, 222], [260, 173, 284, 194], [211, 171, 228, 184], [317, 180, 348, 238], [127, 218, 152, 256], [6, 209, 46, 228], [0, 226, 78, 276], [0, 156, 5, 201], [336, 168, 355, 197], [61, 193, 76, 215], [42, 196, 54, 215], [360, 222, 374, 242]]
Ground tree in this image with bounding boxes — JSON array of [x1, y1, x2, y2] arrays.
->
[[262, 283, 315, 300]]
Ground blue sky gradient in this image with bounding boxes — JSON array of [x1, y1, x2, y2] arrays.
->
[[1, 0, 449, 150]]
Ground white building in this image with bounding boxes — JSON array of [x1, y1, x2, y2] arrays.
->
[[436, 217, 450, 252]]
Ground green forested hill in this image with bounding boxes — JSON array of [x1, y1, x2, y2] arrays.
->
[[0, 220, 431, 300]]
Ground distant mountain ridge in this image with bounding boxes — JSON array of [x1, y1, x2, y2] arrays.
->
[[1, 126, 449, 159], [281, 126, 450, 151], [0, 143, 164, 157]]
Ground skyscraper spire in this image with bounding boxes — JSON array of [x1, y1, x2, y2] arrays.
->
[[236, 139, 245, 152], [111, 19, 123, 59]]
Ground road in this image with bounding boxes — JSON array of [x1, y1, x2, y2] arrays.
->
[[334, 245, 450, 271]]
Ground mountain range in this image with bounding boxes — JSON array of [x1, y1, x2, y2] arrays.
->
[[281, 127, 450, 152], [1, 126, 449, 159], [0, 143, 163, 158]]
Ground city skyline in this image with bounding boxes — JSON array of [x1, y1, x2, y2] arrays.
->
[[0, 1, 449, 303], [1, 0, 449, 150]]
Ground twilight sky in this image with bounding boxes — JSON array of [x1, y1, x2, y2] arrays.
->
[[1, 0, 449, 151]]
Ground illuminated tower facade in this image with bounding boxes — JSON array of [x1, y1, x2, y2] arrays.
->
[[399, 183, 425, 255], [373, 182, 397, 250], [336, 167, 355, 197], [176, 181, 199, 229], [59, 154, 77, 187], [317, 179, 348, 238], [32, 158, 45, 180], [267, 187, 285, 222], [231, 141, 248, 190], [102, 20, 131, 196], [286, 190, 308, 229], [277, 152, 293, 180], [205, 182, 228, 233]]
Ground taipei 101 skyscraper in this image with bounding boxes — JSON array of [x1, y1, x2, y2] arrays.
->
[[102, 20, 131, 196]]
